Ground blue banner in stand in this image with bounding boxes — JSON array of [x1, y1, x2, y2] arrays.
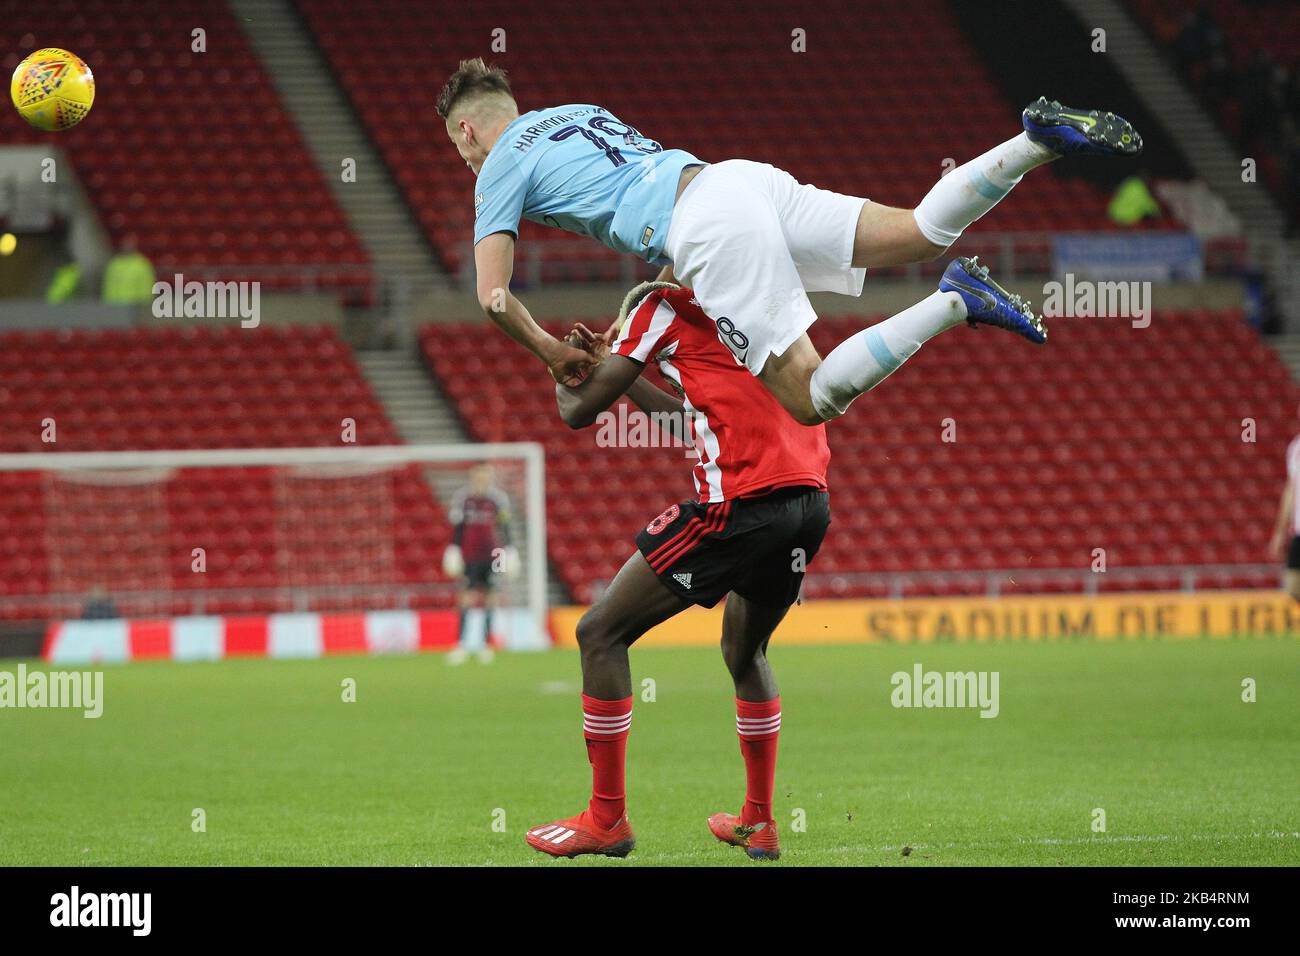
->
[[1053, 233, 1203, 282]]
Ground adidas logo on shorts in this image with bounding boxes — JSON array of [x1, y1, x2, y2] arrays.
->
[[673, 572, 693, 589]]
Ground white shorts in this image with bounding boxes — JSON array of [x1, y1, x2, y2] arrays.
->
[[663, 159, 867, 374]]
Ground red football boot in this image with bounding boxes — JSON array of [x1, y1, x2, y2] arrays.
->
[[707, 812, 781, 860], [526, 810, 636, 859]]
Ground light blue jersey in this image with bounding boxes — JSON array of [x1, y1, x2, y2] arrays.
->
[[472, 104, 703, 265]]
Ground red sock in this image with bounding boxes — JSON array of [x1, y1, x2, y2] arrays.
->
[[582, 693, 632, 829], [736, 696, 781, 826]]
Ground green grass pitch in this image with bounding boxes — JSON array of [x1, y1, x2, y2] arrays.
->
[[2, 639, 1296, 866]]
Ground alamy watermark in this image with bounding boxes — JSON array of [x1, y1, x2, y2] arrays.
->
[[890, 663, 999, 718], [151, 273, 260, 327], [595, 403, 696, 457], [1042, 274, 1151, 328], [0, 663, 103, 718], [50, 886, 150, 936]]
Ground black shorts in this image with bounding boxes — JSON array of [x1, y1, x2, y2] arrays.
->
[[463, 560, 498, 590], [635, 486, 831, 609], [1287, 536, 1300, 571]]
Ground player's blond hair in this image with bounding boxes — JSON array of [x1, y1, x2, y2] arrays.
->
[[618, 281, 680, 328], [436, 57, 516, 120]]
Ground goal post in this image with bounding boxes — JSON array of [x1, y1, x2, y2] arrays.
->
[[0, 443, 548, 649]]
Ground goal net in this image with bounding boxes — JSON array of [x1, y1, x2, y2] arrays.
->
[[0, 443, 548, 649]]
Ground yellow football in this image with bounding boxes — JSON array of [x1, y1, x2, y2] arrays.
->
[[11, 47, 94, 131]]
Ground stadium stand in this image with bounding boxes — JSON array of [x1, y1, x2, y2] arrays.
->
[[295, 0, 1157, 280], [0, 0, 1287, 626], [0, 326, 451, 620], [0, 0, 374, 303], [1130, 0, 1300, 230], [423, 309, 1293, 603]]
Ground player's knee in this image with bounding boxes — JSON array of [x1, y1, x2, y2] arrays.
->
[[760, 342, 825, 426], [769, 376, 825, 425], [909, 207, 958, 259], [576, 609, 624, 655], [790, 403, 824, 427], [575, 612, 604, 652], [784, 384, 825, 425], [720, 636, 763, 679], [914, 227, 950, 260], [762, 381, 823, 424]]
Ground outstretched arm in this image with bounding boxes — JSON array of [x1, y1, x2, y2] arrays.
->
[[624, 378, 689, 446], [555, 354, 646, 429], [555, 363, 691, 448], [475, 232, 592, 385]]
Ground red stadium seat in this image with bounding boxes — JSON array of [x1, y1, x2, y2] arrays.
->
[[0, 0, 371, 303], [0, 326, 455, 619], [420, 309, 1297, 599]]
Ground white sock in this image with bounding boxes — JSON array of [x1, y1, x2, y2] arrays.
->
[[913, 132, 1057, 248], [809, 291, 967, 420]]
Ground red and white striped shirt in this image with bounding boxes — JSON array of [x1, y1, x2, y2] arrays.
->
[[612, 286, 829, 503]]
